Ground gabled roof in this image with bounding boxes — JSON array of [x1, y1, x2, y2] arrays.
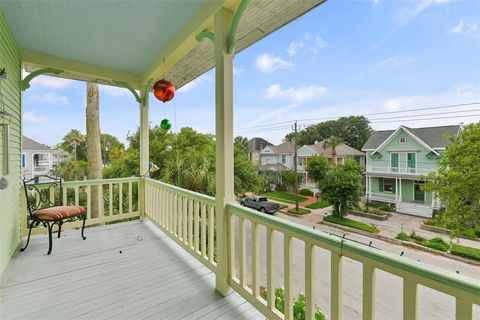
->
[[23, 136, 51, 151], [307, 140, 365, 156], [264, 142, 295, 154], [247, 137, 273, 152], [362, 125, 461, 152]]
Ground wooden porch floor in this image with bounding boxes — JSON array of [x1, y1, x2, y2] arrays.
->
[[0, 220, 264, 320]]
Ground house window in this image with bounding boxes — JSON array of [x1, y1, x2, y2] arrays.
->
[[379, 178, 395, 193], [399, 137, 407, 144], [22, 154, 26, 168], [281, 155, 286, 164]]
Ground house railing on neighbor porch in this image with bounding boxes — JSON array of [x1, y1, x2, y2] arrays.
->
[[22, 177, 480, 319], [366, 166, 435, 176], [369, 192, 397, 201]]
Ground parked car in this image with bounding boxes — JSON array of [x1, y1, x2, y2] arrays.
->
[[240, 196, 279, 214]]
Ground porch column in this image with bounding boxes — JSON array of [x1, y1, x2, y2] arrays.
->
[[399, 178, 402, 202], [139, 86, 149, 217], [395, 178, 399, 202], [214, 7, 234, 296]]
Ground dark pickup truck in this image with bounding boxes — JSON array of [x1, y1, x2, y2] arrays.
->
[[240, 196, 279, 214]]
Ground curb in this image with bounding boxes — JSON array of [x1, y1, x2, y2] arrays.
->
[[420, 223, 480, 243], [320, 220, 480, 266]]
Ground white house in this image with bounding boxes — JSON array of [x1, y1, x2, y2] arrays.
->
[[297, 140, 365, 190], [22, 136, 70, 180], [247, 137, 272, 166], [259, 142, 295, 172]]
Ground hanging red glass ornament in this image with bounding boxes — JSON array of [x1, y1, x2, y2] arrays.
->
[[153, 79, 175, 103], [160, 118, 172, 130]]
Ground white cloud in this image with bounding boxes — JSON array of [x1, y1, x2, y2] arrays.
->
[[23, 110, 46, 123], [449, 20, 465, 34], [256, 54, 293, 73], [287, 34, 328, 56], [178, 74, 212, 93], [100, 84, 131, 97], [395, 0, 450, 27], [454, 83, 479, 97], [383, 97, 414, 111], [371, 0, 380, 4], [287, 41, 304, 56], [233, 66, 245, 77], [449, 19, 479, 39], [29, 92, 68, 105], [372, 54, 415, 69], [29, 75, 73, 89], [265, 84, 327, 103]]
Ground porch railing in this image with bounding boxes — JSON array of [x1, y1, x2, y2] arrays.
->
[[366, 166, 435, 175], [21, 177, 480, 319], [22, 177, 141, 236], [144, 178, 217, 271]]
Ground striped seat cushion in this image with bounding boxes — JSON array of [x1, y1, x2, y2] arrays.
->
[[34, 205, 86, 221]]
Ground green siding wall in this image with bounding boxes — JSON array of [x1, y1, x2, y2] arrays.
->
[[401, 180, 414, 202], [366, 129, 440, 172], [0, 9, 21, 276]]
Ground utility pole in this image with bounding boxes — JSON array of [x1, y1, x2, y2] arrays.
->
[[293, 121, 299, 212]]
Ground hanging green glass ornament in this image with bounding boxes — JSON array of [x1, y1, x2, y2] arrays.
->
[[160, 118, 172, 130]]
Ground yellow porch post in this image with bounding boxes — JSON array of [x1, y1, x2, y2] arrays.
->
[[214, 7, 234, 296], [139, 86, 149, 217]]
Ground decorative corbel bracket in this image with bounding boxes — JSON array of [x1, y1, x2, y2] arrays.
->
[[111, 80, 141, 104], [227, 0, 250, 54], [21, 68, 64, 91], [142, 78, 154, 107], [196, 30, 215, 44]]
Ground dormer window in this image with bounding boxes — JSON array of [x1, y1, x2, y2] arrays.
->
[[399, 137, 406, 144]]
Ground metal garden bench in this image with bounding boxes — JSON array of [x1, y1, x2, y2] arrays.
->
[[21, 175, 87, 255]]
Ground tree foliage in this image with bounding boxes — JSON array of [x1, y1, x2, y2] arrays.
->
[[282, 171, 304, 192], [424, 123, 480, 230], [306, 156, 328, 190], [320, 159, 363, 216], [53, 160, 88, 181], [103, 128, 261, 196], [285, 116, 372, 150]]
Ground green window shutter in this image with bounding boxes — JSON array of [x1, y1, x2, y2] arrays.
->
[[379, 178, 384, 192], [392, 179, 396, 193]]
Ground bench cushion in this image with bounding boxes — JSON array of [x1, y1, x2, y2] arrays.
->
[[34, 206, 86, 221]]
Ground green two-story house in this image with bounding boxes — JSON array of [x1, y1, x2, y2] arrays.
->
[[362, 125, 461, 217]]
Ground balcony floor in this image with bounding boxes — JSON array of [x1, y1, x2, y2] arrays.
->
[[0, 220, 263, 320]]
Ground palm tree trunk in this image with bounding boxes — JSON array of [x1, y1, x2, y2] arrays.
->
[[86, 82, 102, 218]]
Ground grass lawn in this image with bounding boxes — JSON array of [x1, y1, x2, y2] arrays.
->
[[396, 232, 450, 252], [263, 192, 307, 204], [450, 244, 480, 261], [323, 215, 380, 234], [305, 199, 330, 209], [287, 207, 311, 215]]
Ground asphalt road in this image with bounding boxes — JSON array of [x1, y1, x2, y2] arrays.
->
[[232, 212, 480, 320]]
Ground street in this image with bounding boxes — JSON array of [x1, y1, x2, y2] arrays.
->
[[232, 212, 480, 319]]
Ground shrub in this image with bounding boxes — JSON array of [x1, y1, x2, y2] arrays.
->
[[323, 215, 380, 234], [396, 232, 409, 241], [461, 228, 477, 239], [409, 231, 425, 242], [299, 188, 314, 196], [421, 237, 450, 252], [451, 244, 480, 261], [369, 207, 382, 216], [262, 287, 326, 320], [379, 203, 394, 212]]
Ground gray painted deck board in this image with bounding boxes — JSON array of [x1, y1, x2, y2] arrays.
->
[[0, 220, 264, 320]]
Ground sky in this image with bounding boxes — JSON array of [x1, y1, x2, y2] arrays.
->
[[23, 0, 480, 146]]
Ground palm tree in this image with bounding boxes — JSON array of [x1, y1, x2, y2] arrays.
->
[[323, 136, 343, 166], [86, 82, 102, 218], [63, 129, 85, 160]]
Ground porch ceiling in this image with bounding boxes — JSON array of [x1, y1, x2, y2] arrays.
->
[[0, 0, 325, 89]]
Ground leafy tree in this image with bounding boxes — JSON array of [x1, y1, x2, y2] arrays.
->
[[285, 116, 372, 150], [234, 137, 262, 195], [282, 171, 304, 192], [101, 133, 125, 164], [323, 136, 343, 165], [320, 159, 362, 216], [53, 160, 88, 181], [306, 155, 328, 192], [424, 123, 480, 231], [59, 129, 86, 161]]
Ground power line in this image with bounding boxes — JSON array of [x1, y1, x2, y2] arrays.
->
[[235, 101, 480, 133]]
